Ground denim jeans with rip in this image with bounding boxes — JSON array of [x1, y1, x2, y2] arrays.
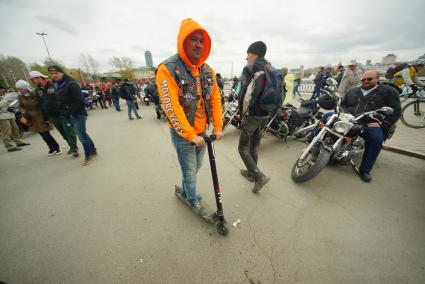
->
[[170, 129, 206, 205]]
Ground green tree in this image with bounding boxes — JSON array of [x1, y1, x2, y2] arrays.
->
[[43, 57, 65, 68], [0, 54, 29, 88]]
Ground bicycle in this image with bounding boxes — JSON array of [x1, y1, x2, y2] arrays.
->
[[399, 85, 417, 103], [400, 87, 425, 128]]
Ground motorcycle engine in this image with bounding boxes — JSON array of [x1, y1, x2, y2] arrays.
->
[[274, 121, 289, 138]]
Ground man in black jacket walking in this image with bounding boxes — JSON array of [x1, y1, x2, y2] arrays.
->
[[341, 70, 401, 182], [119, 79, 142, 120], [30, 71, 79, 157], [48, 65, 97, 166], [110, 81, 121, 111], [144, 81, 161, 119], [238, 41, 271, 193]]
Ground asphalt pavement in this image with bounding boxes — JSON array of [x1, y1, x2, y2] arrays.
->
[[1, 102, 424, 284]]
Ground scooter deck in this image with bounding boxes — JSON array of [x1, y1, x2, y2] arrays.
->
[[174, 187, 216, 224]]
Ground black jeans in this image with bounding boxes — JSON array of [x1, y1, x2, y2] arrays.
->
[[39, 131, 59, 151], [238, 115, 269, 176]]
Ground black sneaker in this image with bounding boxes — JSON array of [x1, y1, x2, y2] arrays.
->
[[16, 142, 30, 147], [8, 147, 22, 152], [69, 148, 79, 157], [55, 148, 63, 155], [48, 149, 56, 156], [359, 172, 372, 183], [252, 174, 270, 193], [240, 169, 255, 182], [129, 117, 134, 120]]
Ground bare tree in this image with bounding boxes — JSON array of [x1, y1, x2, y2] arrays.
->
[[79, 54, 91, 73], [80, 54, 99, 75], [110, 56, 124, 70], [87, 55, 99, 75], [109, 56, 135, 70], [121, 57, 134, 69]]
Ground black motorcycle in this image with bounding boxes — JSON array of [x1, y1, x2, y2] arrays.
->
[[262, 99, 322, 139]]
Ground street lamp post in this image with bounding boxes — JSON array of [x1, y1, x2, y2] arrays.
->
[[36, 32, 53, 61], [9, 71, 16, 85]]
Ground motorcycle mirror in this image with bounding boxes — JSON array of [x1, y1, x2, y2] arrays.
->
[[378, 107, 394, 115]]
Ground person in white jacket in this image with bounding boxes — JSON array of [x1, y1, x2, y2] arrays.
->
[[338, 59, 363, 96]]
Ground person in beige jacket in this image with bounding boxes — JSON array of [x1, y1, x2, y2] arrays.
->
[[0, 93, 30, 152], [338, 60, 363, 96]]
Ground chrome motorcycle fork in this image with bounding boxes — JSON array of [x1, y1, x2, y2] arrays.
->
[[294, 124, 315, 136], [299, 127, 328, 160], [299, 114, 338, 160]]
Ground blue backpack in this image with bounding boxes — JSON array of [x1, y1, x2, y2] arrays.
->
[[259, 63, 285, 112]]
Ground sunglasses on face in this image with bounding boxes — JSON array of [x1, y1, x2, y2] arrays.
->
[[361, 78, 375, 82]]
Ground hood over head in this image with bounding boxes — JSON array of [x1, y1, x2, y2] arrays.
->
[[177, 18, 211, 70]]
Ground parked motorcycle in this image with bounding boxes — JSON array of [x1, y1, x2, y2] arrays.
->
[[291, 93, 394, 183], [140, 91, 151, 106], [222, 95, 241, 130], [262, 99, 321, 139], [82, 90, 94, 110]]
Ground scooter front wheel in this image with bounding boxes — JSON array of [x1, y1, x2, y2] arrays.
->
[[217, 220, 229, 236]]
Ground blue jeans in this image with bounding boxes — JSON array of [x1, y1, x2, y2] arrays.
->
[[70, 114, 96, 158], [170, 129, 206, 205], [126, 100, 141, 119], [359, 127, 383, 173], [112, 96, 121, 111], [310, 88, 321, 100], [293, 83, 301, 97]]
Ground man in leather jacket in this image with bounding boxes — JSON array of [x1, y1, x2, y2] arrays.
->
[[341, 70, 401, 182]]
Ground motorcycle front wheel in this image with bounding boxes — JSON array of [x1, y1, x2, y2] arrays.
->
[[291, 143, 331, 183]]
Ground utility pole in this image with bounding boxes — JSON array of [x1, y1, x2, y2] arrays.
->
[[9, 71, 16, 85], [36, 32, 53, 61]]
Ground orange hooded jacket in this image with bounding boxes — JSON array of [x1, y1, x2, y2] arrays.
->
[[156, 18, 223, 142]]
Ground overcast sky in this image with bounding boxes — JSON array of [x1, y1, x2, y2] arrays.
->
[[1, 0, 424, 77]]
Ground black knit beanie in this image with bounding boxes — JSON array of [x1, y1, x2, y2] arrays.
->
[[247, 41, 267, 58], [48, 65, 65, 73]]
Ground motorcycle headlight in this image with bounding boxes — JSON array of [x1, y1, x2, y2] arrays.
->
[[230, 105, 237, 112], [333, 121, 352, 134]]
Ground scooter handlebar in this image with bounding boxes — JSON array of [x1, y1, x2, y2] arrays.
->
[[191, 135, 217, 146]]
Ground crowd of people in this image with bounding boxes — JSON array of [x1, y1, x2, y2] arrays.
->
[[0, 68, 166, 165], [1, 17, 424, 217], [0, 66, 97, 165]]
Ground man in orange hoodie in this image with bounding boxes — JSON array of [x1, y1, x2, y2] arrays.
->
[[156, 18, 223, 214]]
